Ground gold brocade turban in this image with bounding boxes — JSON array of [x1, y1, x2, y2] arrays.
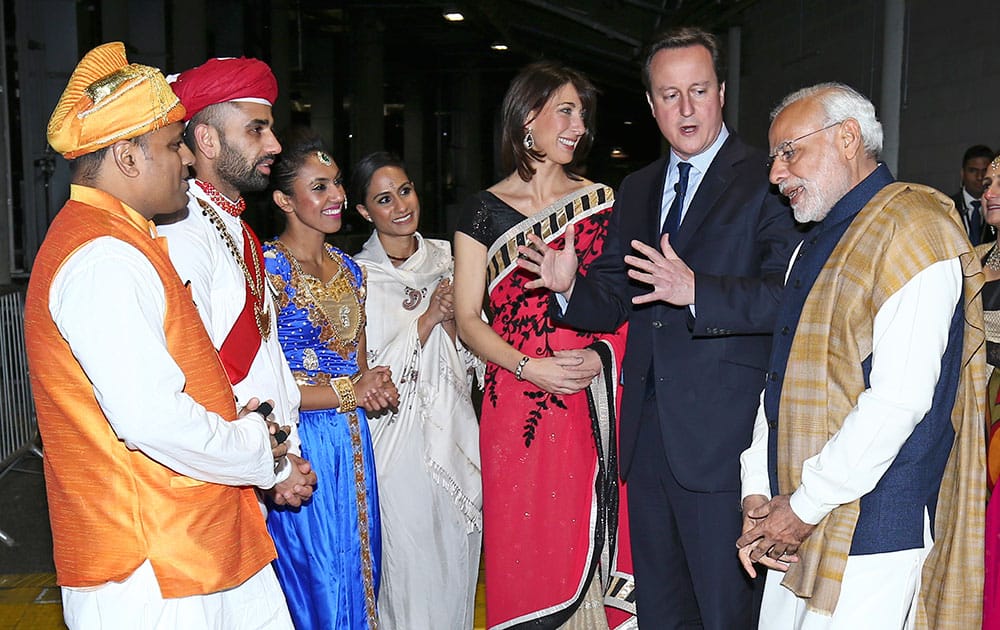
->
[[47, 42, 185, 159]]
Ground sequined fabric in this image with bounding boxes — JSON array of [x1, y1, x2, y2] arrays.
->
[[263, 240, 381, 630]]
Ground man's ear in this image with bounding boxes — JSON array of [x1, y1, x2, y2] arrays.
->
[[192, 123, 220, 160], [272, 189, 294, 214], [840, 118, 863, 160], [110, 140, 141, 178]]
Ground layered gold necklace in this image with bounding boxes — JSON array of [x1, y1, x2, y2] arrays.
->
[[197, 198, 271, 339]]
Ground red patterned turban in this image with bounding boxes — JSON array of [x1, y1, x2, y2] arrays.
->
[[168, 57, 278, 122]]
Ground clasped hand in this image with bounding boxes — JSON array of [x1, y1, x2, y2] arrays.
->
[[736, 494, 815, 578], [354, 366, 400, 416], [239, 398, 317, 507], [517, 349, 602, 395]]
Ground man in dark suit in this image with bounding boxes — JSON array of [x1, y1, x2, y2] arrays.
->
[[952, 144, 993, 245], [519, 27, 801, 629]]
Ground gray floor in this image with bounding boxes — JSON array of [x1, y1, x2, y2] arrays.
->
[[0, 450, 55, 574]]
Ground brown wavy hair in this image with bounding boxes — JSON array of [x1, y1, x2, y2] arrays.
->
[[500, 61, 597, 182]]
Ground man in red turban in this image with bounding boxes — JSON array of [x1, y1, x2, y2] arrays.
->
[[157, 57, 316, 511]]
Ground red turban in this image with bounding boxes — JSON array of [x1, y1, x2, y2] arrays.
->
[[169, 57, 278, 122]]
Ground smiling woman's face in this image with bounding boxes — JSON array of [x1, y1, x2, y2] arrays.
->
[[358, 165, 420, 238]]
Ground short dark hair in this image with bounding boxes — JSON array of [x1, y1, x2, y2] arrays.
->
[[352, 151, 407, 207], [642, 26, 725, 91], [68, 135, 149, 184], [69, 146, 109, 184], [269, 127, 327, 197], [183, 102, 235, 153], [963, 144, 993, 166], [500, 61, 597, 182]]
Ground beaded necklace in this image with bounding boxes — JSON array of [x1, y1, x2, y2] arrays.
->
[[197, 198, 271, 339], [986, 244, 1000, 272], [194, 179, 246, 217]]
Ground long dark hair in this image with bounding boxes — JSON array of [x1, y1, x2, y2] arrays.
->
[[499, 61, 597, 182]]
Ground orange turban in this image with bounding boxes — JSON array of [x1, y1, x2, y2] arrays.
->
[[169, 57, 278, 122], [47, 42, 185, 160]]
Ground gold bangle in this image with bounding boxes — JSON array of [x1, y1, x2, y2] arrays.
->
[[514, 356, 530, 381], [332, 376, 358, 413]]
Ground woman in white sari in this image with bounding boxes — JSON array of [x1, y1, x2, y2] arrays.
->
[[352, 152, 483, 630]]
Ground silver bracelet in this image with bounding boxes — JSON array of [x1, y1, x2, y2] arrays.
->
[[514, 356, 530, 381]]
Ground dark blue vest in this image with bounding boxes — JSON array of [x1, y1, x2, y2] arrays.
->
[[764, 165, 961, 554]]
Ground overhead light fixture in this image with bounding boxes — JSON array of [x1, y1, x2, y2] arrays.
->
[[491, 42, 509, 51], [623, 120, 633, 126], [610, 147, 628, 159], [443, 10, 464, 22]]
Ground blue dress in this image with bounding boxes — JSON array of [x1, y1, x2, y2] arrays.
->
[[263, 240, 381, 630]]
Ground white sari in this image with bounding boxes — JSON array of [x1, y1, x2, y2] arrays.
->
[[355, 231, 482, 630]]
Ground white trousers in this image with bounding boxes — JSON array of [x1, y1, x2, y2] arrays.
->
[[62, 560, 293, 630], [758, 513, 932, 630]]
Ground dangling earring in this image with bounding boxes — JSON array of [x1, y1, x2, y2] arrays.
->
[[523, 128, 535, 150]]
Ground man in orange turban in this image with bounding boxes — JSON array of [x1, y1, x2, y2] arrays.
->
[[26, 42, 295, 629]]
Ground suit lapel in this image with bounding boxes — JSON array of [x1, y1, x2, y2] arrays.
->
[[673, 135, 744, 255], [646, 156, 670, 243]]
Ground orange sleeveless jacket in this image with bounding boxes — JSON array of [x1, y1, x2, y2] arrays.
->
[[24, 187, 276, 597]]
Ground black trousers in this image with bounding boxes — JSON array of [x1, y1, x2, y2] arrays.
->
[[626, 395, 758, 629]]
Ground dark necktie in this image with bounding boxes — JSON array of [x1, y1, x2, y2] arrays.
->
[[661, 162, 692, 237], [970, 200, 983, 246]]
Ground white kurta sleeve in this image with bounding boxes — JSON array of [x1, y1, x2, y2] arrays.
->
[[740, 389, 772, 501], [49, 237, 279, 489], [788, 257, 962, 525]]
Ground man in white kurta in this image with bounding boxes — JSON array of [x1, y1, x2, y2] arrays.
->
[[157, 57, 310, 500], [737, 83, 983, 629]]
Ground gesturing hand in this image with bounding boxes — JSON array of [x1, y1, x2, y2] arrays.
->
[[625, 234, 695, 306], [516, 222, 579, 296]]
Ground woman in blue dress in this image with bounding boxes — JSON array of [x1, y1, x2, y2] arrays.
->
[[263, 131, 399, 630]]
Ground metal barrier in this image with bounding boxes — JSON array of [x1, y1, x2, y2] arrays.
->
[[0, 289, 40, 546]]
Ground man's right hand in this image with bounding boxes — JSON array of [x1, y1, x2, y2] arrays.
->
[[737, 493, 797, 578], [238, 397, 289, 461], [517, 222, 579, 298]]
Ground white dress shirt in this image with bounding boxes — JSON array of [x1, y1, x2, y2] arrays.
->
[[659, 124, 730, 229]]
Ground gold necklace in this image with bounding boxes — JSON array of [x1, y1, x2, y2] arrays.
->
[[273, 240, 364, 356], [197, 198, 271, 340]]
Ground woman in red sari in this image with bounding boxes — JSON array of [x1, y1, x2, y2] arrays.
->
[[454, 61, 636, 630]]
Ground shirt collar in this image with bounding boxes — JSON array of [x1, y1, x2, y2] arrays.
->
[[70, 184, 157, 237], [669, 124, 729, 175], [963, 188, 979, 210]]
